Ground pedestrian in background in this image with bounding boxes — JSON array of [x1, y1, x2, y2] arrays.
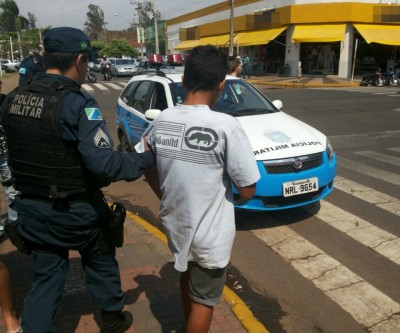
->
[[18, 45, 45, 86], [139, 45, 260, 333], [242, 53, 251, 79], [0, 79, 23, 333], [228, 57, 243, 77], [1, 27, 155, 333]]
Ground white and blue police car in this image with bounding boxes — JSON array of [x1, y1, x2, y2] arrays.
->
[[115, 71, 336, 211]]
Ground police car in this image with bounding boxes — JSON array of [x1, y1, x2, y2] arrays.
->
[[115, 70, 336, 211]]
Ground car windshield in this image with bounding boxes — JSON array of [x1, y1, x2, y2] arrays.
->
[[169, 79, 279, 116], [116, 59, 134, 66]]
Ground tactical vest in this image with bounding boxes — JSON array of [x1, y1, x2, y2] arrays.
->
[[2, 81, 94, 199]]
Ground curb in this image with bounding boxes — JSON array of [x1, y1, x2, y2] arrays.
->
[[248, 79, 360, 88], [126, 210, 270, 333]]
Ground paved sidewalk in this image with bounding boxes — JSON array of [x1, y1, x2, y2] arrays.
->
[[247, 74, 361, 88], [0, 197, 264, 333]]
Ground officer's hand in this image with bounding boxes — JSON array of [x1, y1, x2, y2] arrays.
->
[[143, 136, 151, 152]]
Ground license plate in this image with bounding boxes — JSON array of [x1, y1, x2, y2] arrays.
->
[[283, 177, 318, 197]]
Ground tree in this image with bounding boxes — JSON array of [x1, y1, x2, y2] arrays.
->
[[84, 4, 106, 41], [0, 0, 28, 32], [98, 39, 137, 58], [134, 1, 161, 28], [27, 12, 37, 29]]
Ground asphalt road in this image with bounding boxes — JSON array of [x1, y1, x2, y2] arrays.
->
[[89, 77, 400, 333]]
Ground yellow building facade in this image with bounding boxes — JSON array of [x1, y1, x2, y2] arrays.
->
[[166, 1, 400, 78]]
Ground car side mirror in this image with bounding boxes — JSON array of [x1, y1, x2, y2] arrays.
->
[[272, 100, 283, 110], [145, 109, 162, 121]]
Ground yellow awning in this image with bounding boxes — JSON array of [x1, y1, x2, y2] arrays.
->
[[198, 34, 230, 47], [234, 27, 287, 47], [354, 24, 400, 46], [174, 40, 200, 51], [292, 24, 346, 43]]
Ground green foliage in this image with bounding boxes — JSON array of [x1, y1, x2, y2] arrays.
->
[[95, 39, 138, 58], [84, 4, 105, 39], [0, 0, 28, 32]]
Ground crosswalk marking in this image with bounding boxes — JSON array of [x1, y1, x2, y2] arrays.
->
[[107, 83, 125, 90], [92, 83, 109, 91], [354, 151, 400, 166], [307, 201, 400, 265], [334, 176, 400, 216], [339, 156, 400, 185], [251, 223, 400, 330]]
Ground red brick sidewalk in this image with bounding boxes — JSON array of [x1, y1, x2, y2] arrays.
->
[[0, 195, 253, 333]]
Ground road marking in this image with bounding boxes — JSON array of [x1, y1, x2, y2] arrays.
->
[[107, 83, 124, 90], [334, 176, 400, 216], [354, 151, 400, 166], [306, 201, 400, 265], [388, 147, 400, 153], [82, 84, 94, 92], [92, 83, 109, 91], [339, 156, 400, 185], [251, 224, 400, 331]]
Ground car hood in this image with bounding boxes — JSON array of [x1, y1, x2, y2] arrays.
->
[[236, 112, 327, 161]]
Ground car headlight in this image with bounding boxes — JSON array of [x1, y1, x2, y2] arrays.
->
[[326, 138, 335, 161]]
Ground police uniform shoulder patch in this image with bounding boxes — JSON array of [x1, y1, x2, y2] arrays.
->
[[85, 108, 103, 121], [94, 128, 111, 148]]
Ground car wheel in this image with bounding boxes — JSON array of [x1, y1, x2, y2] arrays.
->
[[118, 130, 134, 152]]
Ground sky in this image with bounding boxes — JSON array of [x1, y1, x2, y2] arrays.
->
[[16, 0, 221, 31]]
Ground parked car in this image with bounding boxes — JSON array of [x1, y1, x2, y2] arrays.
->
[[115, 72, 336, 211], [88, 60, 101, 72], [1, 59, 17, 73], [110, 58, 137, 77]]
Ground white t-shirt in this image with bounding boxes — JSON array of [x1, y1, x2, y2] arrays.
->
[[144, 104, 260, 272]]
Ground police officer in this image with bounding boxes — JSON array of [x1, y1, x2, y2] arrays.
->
[[18, 46, 46, 86], [1, 27, 155, 333]]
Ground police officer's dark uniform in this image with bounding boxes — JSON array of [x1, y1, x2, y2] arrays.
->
[[1, 27, 155, 333], [18, 51, 46, 86]]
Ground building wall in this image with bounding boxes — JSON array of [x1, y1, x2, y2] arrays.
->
[[166, 1, 400, 78]]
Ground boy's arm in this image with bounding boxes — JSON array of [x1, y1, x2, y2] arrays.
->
[[236, 183, 256, 201]]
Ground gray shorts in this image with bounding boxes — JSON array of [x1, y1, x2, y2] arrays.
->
[[187, 261, 227, 307]]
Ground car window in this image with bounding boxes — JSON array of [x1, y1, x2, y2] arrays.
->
[[116, 59, 134, 66], [151, 83, 168, 111], [120, 81, 140, 106], [130, 81, 153, 114], [170, 82, 187, 105], [213, 80, 278, 116]]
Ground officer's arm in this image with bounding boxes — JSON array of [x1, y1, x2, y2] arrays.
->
[[62, 94, 155, 183]]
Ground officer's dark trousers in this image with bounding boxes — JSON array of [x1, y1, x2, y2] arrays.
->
[[13, 197, 125, 333]]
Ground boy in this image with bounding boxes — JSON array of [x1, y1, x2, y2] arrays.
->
[[142, 45, 260, 333]]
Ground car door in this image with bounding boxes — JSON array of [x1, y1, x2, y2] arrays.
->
[[118, 80, 156, 145]]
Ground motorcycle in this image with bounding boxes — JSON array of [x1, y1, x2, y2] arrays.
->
[[102, 63, 112, 81], [360, 67, 386, 87], [87, 69, 97, 83], [384, 68, 400, 86]]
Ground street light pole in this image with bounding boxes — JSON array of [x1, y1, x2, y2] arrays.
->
[[153, 0, 159, 54], [229, 0, 234, 57], [130, 1, 144, 58]]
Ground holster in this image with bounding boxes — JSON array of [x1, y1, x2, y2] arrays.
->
[[99, 202, 126, 253], [4, 222, 31, 255]]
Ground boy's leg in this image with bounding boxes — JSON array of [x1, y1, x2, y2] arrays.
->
[[180, 262, 227, 333], [186, 302, 213, 333]]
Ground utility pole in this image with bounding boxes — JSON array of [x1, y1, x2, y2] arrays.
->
[[131, 1, 144, 57], [152, 0, 159, 54], [229, 0, 234, 56]]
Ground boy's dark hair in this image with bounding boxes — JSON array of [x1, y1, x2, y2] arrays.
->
[[44, 52, 89, 73], [183, 45, 228, 93]]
